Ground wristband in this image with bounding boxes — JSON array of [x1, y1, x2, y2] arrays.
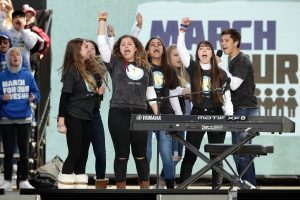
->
[[180, 23, 188, 32], [99, 17, 107, 22]]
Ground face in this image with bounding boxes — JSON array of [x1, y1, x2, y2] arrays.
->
[[147, 38, 163, 60], [220, 34, 238, 56], [12, 16, 25, 31], [10, 49, 21, 67], [80, 41, 91, 61], [197, 44, 212, 64], [25, 11, 35, 25], [169, 48, 182, 68], [0, 38, 10, 53], [87, 41, 96, 57], [119, 37, 137, 62], [0, 1, 9, 11]]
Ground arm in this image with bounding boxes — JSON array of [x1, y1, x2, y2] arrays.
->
[[222, 90, 234, 115], [218, 62, 243, 91], [57, 92, 70, 134], [29, 76, 40, 103], [97, 11, 111, 63], [131, 12, 142, 38], [107, 24, 115, 51], [169, 89, 183, 115], [177, 17, 191, 68], [146, 86, 158, 114]]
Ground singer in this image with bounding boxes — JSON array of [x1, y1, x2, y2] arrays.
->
[[97, 11, 158, 189], [177, 17, 234, 190], [144, 36, 183, 189], [57, 38, 107, 189], [219, 28, 259, 187]]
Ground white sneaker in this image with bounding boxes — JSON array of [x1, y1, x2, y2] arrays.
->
[[151, 184, 166, 189], [19, 180, 34, 189], [0, 180, 12, 191]]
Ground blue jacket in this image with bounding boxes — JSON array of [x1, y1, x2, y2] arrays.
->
[[0, 48, 40, 119]]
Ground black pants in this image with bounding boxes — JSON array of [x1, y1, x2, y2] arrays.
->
[[180, 107, 226, 188], [1, 123, 31, 181], [108, 107, 149, 183], [62, 114, 92, 174]]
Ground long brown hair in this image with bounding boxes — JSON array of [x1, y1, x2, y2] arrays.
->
[[145, 37, 174, 87], [112, 34, 150, 71], [60, 38, 107, 90], [193, 41, 224, 105]]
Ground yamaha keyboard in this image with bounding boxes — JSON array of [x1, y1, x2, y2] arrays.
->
[[130, 114, 295, 133]]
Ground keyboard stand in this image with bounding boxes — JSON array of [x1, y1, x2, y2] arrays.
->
[[172, 128, 259, 189]]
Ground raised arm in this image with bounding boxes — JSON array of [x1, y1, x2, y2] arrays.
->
[[97, 11, 111, 62], [107, 24, 115, 51], [177, 17, 191, 68], [131, 12, 142, 38]]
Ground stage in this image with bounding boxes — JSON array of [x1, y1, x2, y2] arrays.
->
[[1, 186, 300, 200]]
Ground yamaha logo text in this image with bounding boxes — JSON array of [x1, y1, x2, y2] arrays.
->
[[136, 115, 162, 121]]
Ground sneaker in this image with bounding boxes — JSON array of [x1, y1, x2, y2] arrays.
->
[[151, 184, 166, 189], [0, 180, 12, 191], [19, 180, 34, 189]]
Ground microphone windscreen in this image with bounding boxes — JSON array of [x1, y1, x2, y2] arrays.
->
[[225, 77, 231, 84], [217, 50, 223, 57]]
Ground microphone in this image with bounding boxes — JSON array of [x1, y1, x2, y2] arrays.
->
[[216, 50, 223, 57], [220, 77, 231, 94]]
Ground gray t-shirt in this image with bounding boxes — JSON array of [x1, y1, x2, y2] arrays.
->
[[108, 57, 153, 109]]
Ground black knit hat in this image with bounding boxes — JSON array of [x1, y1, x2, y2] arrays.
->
[[12, 10, 25, 19]]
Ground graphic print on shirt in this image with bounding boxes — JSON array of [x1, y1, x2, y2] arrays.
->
[[202, 75, 211, 96], [84, 73, 96, 92], [126, 63, 144, 80], [2, 79, 29, 100], [153, 70, 164, 89]]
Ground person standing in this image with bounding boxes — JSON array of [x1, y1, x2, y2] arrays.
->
[[177, 17, 233, 189], [86, 39, 109, 189], [145, 37, 183, 189], [57, 38, 106, 189], [219, 28, 259, 187], [0, 47, 40, 191], [97, 11, 158, 189], [166, 44, 191, 166]]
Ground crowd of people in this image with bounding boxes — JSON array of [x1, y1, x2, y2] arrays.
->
[[0, 0, 50, 191], [0, 3, 259, 191]]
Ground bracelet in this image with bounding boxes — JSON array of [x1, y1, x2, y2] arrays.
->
[[180, 23, 188, 28], [99, 17, 107, 22], [180, 24, 188, 32]]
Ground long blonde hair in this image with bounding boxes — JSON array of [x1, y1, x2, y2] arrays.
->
[[1, 0, 13, 28], [166, 44, 190, 87]]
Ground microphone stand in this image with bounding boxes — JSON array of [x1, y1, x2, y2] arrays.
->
[[147, 87, 224, 102]]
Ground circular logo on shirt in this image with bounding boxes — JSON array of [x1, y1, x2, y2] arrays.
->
[[153, 71, 164, 89], [126, 64, 144, 80]]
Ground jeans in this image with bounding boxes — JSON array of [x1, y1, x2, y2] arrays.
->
[[147, 131, 175, 180], [91, 114, 106, 179], [172, 131, 185, 159], [232, 107, 260, 186]]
